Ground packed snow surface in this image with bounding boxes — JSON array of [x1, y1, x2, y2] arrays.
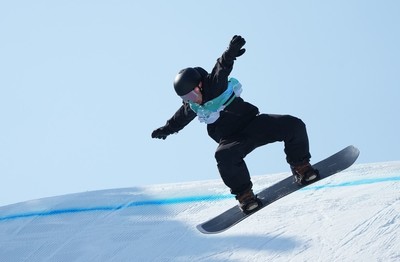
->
[[0, 162, 399, 261]]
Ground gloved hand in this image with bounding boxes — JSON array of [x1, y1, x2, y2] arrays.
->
[[227, 35, 246, 58], [151, 126, 172, 140]]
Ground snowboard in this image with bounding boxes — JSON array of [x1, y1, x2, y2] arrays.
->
[[197, 145, 360, 234]]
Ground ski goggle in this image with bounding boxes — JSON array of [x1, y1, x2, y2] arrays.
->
[[180, 90, 199, 102]]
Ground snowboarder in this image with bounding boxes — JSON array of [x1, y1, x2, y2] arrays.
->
[[151, 35, 318, 213]]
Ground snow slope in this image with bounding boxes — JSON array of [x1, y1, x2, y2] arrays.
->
[[0, 162, 399, 261]]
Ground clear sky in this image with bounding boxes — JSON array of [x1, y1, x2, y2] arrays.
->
[[1, 0, 399, 207]]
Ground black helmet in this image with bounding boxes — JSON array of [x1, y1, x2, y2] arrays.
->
[[173, 68, 202, 96]]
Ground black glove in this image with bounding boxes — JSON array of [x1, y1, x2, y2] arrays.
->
[[151, 126, 172, 140], [227, 35, 246, 58]]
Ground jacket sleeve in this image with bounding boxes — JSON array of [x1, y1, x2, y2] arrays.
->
[[212, 50, 236, 77], [165, 102, 196, 134], [206, 49, 236, 97]]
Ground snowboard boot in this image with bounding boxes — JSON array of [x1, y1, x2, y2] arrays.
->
[[291, 162, 320, 185], [236, 189, 261, 214]]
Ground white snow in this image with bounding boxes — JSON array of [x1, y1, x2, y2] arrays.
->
[[0, 161, 399, 261]]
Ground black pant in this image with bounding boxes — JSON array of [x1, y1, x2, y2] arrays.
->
[[214, 114, 311, 195]]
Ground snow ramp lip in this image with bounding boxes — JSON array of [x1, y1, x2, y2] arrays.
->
[[1, 175, 399, 222]]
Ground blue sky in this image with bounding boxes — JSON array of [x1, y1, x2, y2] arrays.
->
[[1, 0, 399, 206]]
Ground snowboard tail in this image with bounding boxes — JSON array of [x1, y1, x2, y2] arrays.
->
[[197, 145, 360, 234]]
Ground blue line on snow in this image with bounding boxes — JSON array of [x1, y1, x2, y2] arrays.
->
[[127, 194, 231, 207], [0, 195, 232, 222], [302, 176, 400, 190], [0, 176, 399, 222]]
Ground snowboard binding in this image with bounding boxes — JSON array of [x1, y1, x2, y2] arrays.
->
[[236, 189, 263, 214], [292, 166, 320, 185]]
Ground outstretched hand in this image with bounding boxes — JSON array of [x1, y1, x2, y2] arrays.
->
[[228, 35, 246, 58], [151, 126, 171, 140]]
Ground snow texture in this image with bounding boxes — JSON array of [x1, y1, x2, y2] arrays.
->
[[0, 162, 399, 261]]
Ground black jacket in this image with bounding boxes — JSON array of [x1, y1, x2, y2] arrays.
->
[[165, 50, 259, 143]]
